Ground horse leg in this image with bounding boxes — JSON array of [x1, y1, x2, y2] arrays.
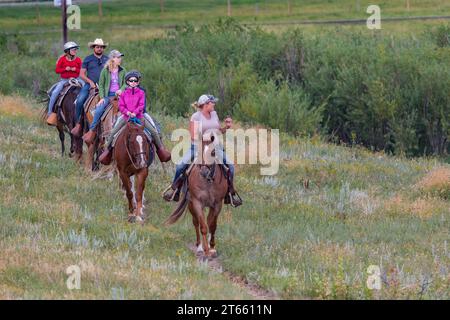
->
[[207, 205, 221, 257], [119, 170, 135, 221], [74, 137, 83, 163], [130, 175, 137, 209], [190, 200, 209, 257], [57, 125, 65, 157], [85, 143, 94, 171], [134, 169, 148, 224], [69, 133, 75, 158], [190, 204, 201, 250]]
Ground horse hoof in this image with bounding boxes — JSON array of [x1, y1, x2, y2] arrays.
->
[[135, 215, 145, 224], [196, 244, 204, 257], [127, 214, 136, 223], [209, 249, 218, 258]]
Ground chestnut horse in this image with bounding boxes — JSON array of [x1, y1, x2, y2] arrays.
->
[[78, 87, 100, 170], [80, 92, 119, 172], [114, 120, 152, 224], [165, 138, 228, 258]]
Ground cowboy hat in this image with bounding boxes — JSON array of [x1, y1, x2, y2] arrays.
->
[[88, 38, 108, 48]]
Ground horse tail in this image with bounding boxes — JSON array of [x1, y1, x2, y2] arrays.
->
[[164, 191, 189, 225], [39, 104, 48, 124]]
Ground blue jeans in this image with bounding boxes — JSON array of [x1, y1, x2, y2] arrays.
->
[[47, 79, 69, 115], [75, 83, 90, 122], [173, 143, 234, 182], [89, 92, 116, 130]]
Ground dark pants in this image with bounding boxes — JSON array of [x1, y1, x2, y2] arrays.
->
[[75, 83, 90, 122]]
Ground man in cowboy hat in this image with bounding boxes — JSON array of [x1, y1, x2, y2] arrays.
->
[[71, 38, 109, 136]]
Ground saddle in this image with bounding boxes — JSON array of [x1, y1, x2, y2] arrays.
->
[[83, 88, 100, 124], [111, 121, 153, 148], [96, 97, 119, 143], [48, 78, 82, 118]]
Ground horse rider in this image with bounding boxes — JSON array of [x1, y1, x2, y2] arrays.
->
[[71, 38, 109, 137], [46, 41, 84, 126], [98, 70, 172, 164], [82, 49, 127, 145], [162, 94, 242, 207]]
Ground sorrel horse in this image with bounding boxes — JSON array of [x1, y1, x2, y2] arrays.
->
[[165, 136, 228, 258], [114, 119, 152, 224], [82, 94, 119, 171], [78, 87, 100, 170]]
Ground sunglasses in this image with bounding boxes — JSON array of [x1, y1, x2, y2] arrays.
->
[[94, 46, 105, 49], [128, 79, 139, 83]]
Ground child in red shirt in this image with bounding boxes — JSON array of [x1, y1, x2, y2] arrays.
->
[[47, 41, 85, 125]]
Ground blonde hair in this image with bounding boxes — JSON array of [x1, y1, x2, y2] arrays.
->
[[104, 57, 119, 71], [191, 101, 201, 110]]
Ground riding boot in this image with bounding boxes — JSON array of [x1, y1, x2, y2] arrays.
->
[[71, 123, 82, 137], [162, 175, 185, 202], [82, 130, 96, 145], [47, 112, 58, 126], [225, 175, 242, 207], [99, 147, 113, 165], [156, 144, 171, 163]]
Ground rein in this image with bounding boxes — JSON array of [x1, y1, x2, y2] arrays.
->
[[125, 119, 147, 170]]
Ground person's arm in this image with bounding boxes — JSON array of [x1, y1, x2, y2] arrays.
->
[[189, 112, 200, 141], [189, 120, 197, 141], [80, 58, 95, 86], [55, 56, 66, 75], [98, 69, 106, 98], [79, 68, 91, 85], [119, 69, 127, 92], [119, 93, 128, 115]]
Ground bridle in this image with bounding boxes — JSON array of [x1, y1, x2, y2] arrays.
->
[[125, 124, 147, 170], [198, 138, 223, 184]]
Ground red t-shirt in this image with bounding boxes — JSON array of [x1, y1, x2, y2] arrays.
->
[[55, 55, 82, 79]]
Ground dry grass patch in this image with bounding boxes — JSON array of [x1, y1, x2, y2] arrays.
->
[[384, 194, 449, 219], [0, 94, 35, 119], [415, 166, 450, 199]]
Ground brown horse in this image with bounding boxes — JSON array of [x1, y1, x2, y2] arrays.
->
[[165, 139, 228, 258], [44, 83, 83, 160], [114, 120, 152, 224], [81, 94, 118, 171]]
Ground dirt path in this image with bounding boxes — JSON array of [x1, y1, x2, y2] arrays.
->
[[187, 243, 278, 300]]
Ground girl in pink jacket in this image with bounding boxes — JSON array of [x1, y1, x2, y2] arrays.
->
[[99, 71, 171, 164]]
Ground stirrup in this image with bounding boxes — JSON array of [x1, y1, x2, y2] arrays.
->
[[229, 192, 242, 208], [162, 185, 180, 202]]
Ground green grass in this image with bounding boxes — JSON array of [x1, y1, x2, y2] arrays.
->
[[1, 0, 450, 34], [0, 94, 448, 299]]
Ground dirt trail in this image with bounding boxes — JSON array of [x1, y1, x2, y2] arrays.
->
[[187, 244, 278, 300]]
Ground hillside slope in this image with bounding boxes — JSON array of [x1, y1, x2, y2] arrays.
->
[[0, 94, 449, 299]]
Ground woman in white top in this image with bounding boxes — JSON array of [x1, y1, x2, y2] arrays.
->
[[163, 94, 241, 206]]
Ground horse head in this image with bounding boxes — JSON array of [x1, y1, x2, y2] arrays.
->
[[126, 121, 149, 169]]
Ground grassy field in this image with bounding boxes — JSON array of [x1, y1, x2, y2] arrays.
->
[[1, 0, 450, 36], [0, 94, 448, 299], [1, 0, 449, 300]]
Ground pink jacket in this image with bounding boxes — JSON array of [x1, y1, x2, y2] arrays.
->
[[119, 87, 145, 120]]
